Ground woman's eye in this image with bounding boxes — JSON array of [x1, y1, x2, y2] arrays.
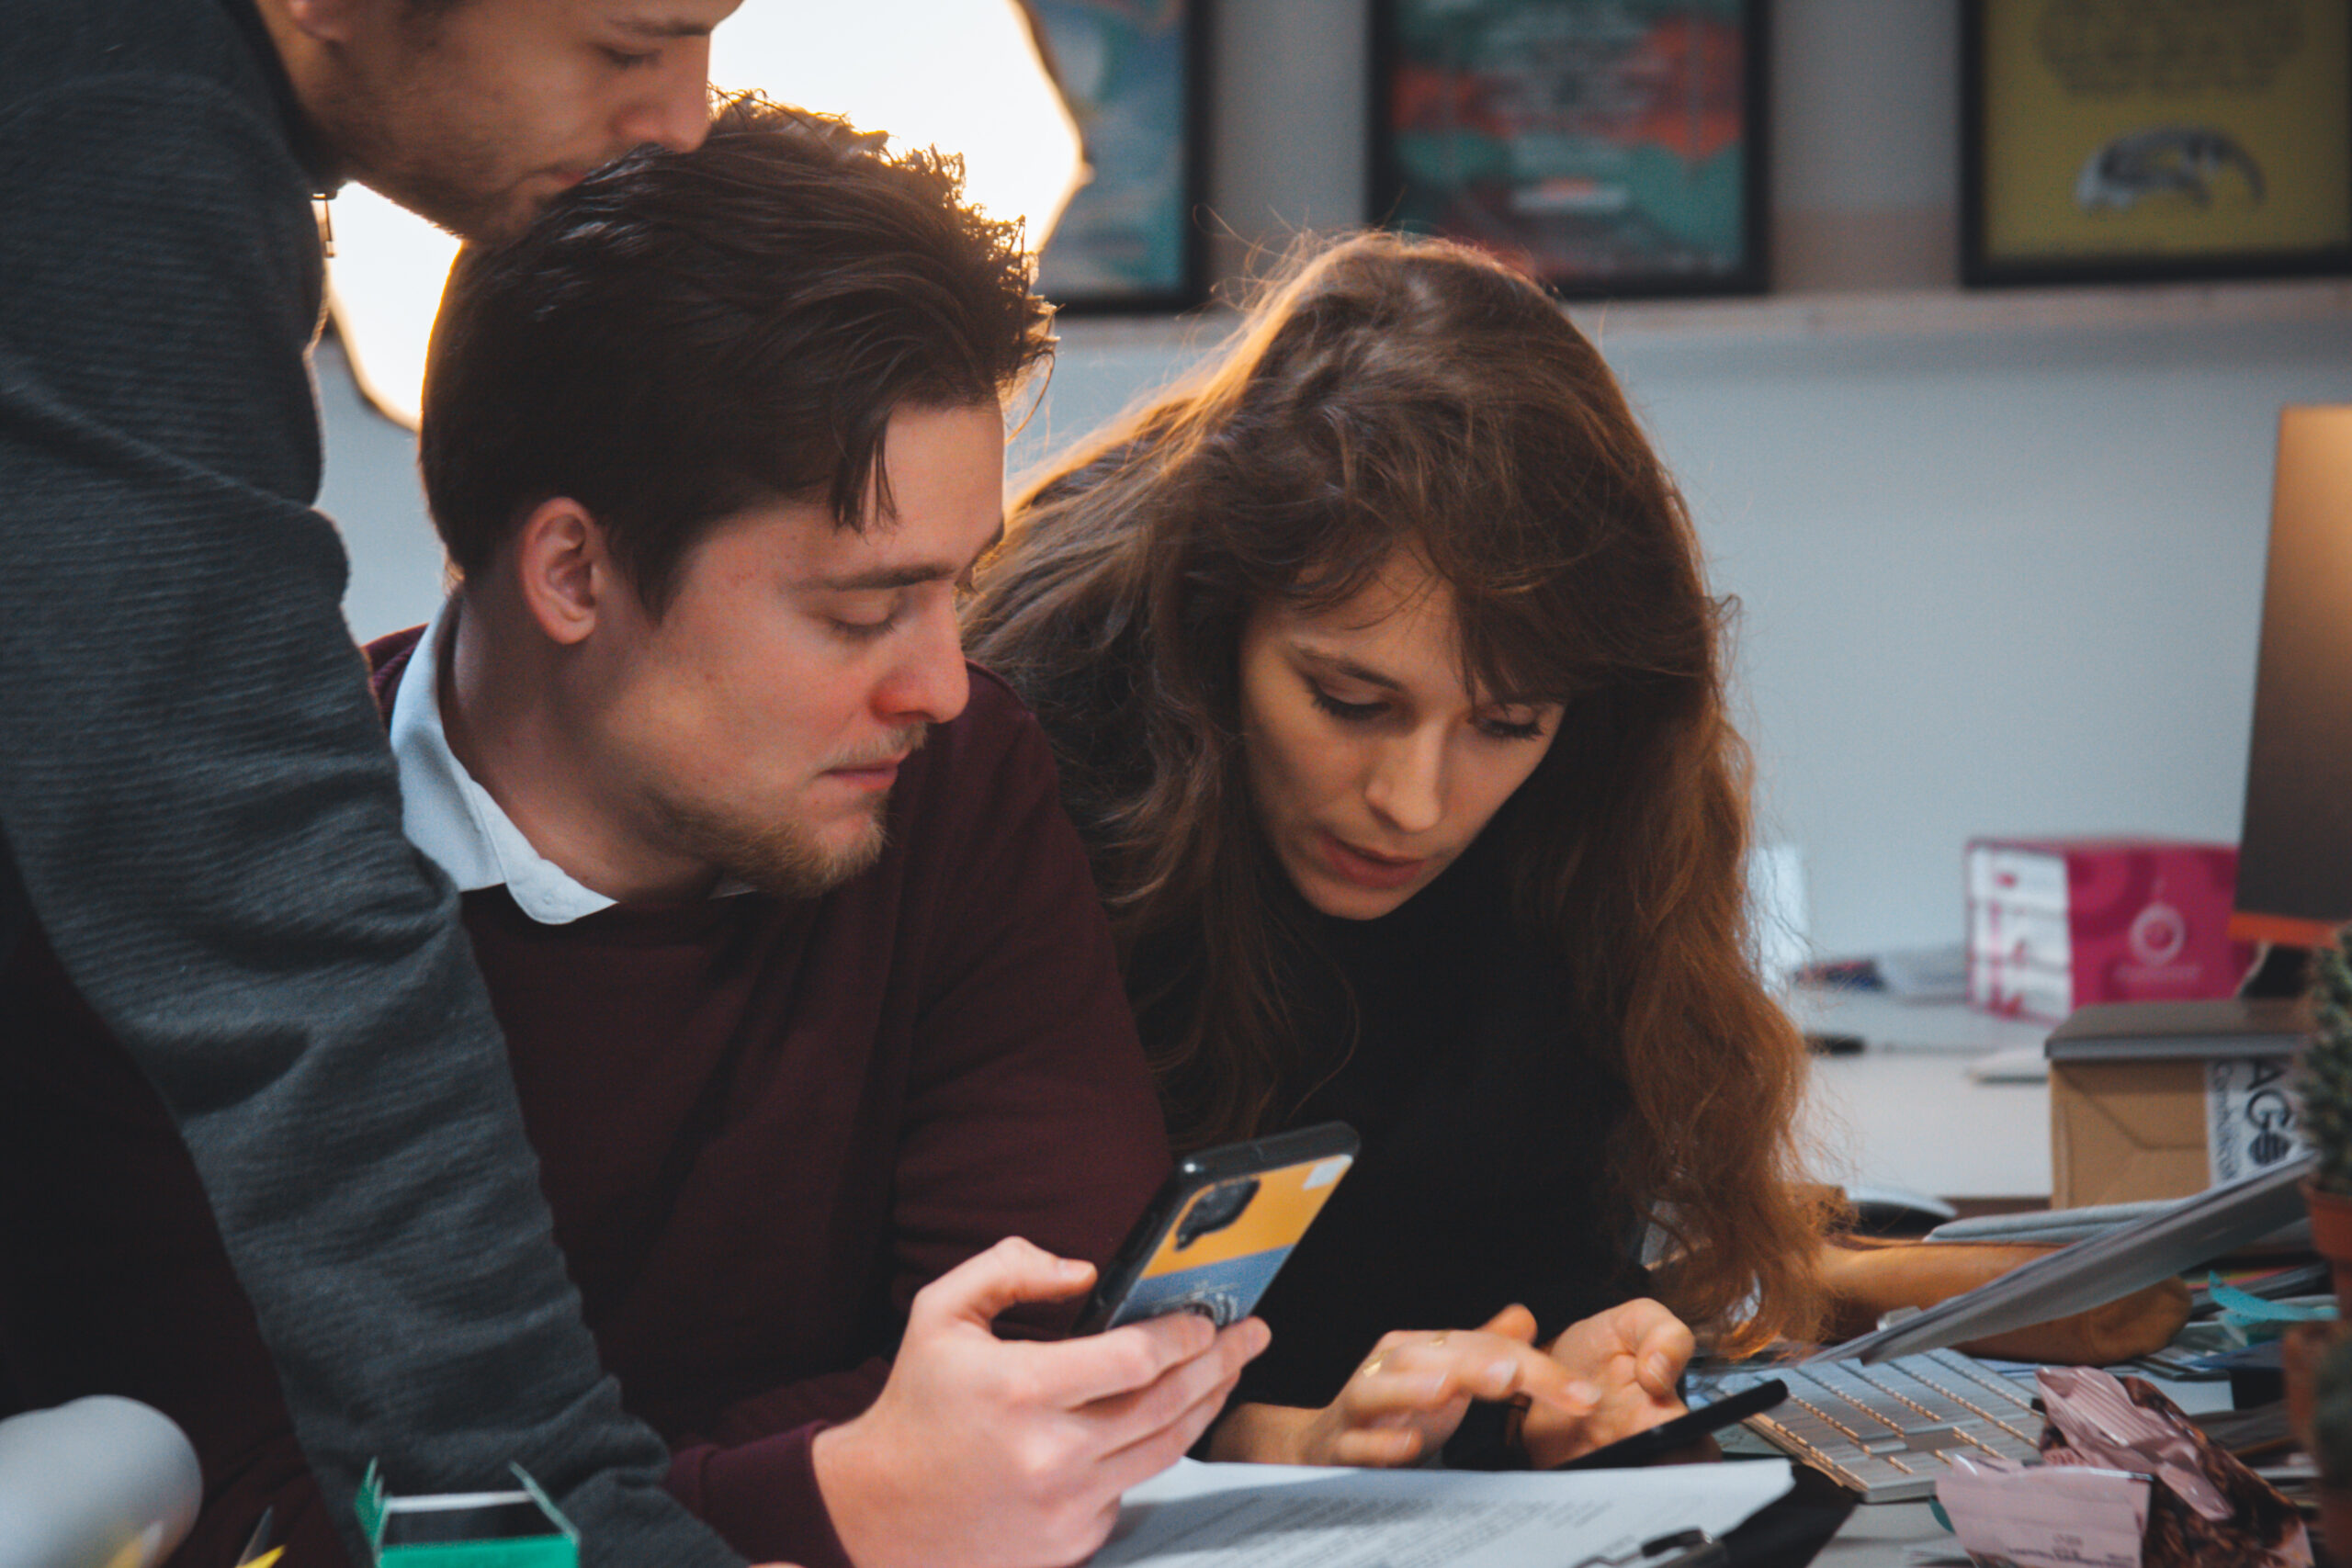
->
[[1309, 685, 1386, 723], [1477, 713, 1549, 742], [604, 47, 660, 70]]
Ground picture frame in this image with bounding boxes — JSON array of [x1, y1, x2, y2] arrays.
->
[[1962, 0, 2352, 288], [1029, 0, 1210, 313], [1369, 0, 1770, 299]]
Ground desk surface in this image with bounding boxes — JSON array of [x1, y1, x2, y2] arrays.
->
[[1804, 1371, 2235, 1564], [1778, 995, 2267, 1561], [1790, 988, 2054, 1203], [1815, 1498, 1949, 1565], [1766, 1000, 2256, 1562]]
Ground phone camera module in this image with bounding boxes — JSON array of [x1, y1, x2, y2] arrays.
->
[[1174, 1178, 1259, 1250]]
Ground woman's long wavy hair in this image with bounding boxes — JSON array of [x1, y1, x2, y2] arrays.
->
[[964, 232, 1824, 1349]]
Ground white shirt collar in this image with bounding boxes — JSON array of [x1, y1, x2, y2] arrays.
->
[[387, 598, 619, 927]]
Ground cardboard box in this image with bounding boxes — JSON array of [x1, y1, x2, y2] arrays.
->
[[1967, 838, 2255, 1023], [2046, 998, 2310, 1209]]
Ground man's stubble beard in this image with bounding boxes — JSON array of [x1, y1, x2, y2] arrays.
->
[[652, 790, 891, 901], [312, 29, 530, 243], [648, 728, 928, 900]]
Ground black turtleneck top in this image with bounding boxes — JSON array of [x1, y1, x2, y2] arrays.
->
[[1143, 830, 1651, 1415]]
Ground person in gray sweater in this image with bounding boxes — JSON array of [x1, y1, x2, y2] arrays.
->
[[0, 3, 749, 1562]]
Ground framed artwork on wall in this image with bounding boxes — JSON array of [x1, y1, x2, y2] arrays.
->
[[1962, 0, 2352, 287], [1029, 0, 1210, 312], [1369, 0, 1769, 299]]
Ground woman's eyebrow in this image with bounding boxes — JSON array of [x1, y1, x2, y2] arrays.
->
[[1293, 646, 1404, 693]]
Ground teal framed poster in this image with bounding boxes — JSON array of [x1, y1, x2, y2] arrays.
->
[[1372, 0, 1770, 298], [1032, 0, 1208, 311]]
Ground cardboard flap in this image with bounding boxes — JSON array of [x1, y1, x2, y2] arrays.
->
[[2047, 998, 2311, 1061]]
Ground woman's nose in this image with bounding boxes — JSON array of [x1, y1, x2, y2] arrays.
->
[[1363, 730, 1445, 835]]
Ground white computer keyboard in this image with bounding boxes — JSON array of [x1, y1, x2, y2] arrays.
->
[[1697, 1347, 2044, 1503]]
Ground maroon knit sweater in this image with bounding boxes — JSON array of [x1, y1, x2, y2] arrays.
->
[[0, 629, 1170, 1568]]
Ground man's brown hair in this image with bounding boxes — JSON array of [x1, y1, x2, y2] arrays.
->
[[420, 96, 1052, 614]]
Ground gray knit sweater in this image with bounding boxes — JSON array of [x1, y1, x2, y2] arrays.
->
[[0, 6, 737, 1563]]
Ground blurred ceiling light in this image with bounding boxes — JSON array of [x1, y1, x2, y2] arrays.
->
[[329, 0, 1087, 428]]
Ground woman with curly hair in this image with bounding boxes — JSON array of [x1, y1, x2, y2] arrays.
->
[[964, 231, 1825, 1469]]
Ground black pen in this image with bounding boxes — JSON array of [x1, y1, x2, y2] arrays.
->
[[234, 1506, 276, 1568], [1641, 1529, 1729, 1568], [1571, 1527, 1727, 1568]]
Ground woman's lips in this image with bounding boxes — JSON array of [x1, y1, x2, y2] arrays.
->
[[1317, 831, 1429, 891]]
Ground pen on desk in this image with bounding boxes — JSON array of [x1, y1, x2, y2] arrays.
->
[[235, 1506, 277, 1568], [1570, 1528, 1726, 1568], [1643, 1531, 1728, 1568]]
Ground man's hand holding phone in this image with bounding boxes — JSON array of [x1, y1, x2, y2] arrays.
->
[[811, 1236, 1269, 1568]]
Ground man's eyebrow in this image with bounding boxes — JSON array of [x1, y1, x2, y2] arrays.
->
[[615, 16, 718, 39], [807, 519, 1008, 593], [806, 562, 964, 592]]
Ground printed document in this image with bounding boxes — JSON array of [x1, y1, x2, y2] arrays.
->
[[1090, 1457, 1794, 1566]]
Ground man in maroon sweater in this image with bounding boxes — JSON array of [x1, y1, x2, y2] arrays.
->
[[0, 97, 1264, 1568]]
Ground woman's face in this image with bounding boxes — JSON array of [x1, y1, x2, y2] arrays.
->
[[1237, 554, 1562, 920]]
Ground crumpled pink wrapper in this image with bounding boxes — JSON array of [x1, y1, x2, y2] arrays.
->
[[1933, 1366, 2309, 1568]]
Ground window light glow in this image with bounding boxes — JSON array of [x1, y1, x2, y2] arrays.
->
[[328, 1, 1086, 429]]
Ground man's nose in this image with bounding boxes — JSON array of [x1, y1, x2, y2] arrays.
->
[[876, 604, 970, 729], [617, 39, 715, 154]]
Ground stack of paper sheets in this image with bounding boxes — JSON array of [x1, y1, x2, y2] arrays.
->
[[1091, 1457, 1795, 1567]]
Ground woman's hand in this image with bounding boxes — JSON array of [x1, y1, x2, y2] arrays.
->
[[1208, 1306, 1595, 1467], [1517, 1297, 1695, 1469]]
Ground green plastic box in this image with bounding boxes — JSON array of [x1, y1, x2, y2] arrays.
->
[[355, 1462, 579, 1568]]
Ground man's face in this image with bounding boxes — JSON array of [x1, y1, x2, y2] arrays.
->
[[571, 402, 1007, 899], [314, 0, 742, 243]]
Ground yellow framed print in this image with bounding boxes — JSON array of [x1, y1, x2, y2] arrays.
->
[[1962, 0, 2352, 286]]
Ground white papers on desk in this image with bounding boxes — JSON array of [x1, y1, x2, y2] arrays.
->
[[1962, 1045, 2049, 1084], [1090, 1458, 1794, 1567]]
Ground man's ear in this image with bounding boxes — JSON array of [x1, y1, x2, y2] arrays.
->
[[514, 497, 616, 647]]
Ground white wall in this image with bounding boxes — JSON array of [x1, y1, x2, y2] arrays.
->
[[1623, 316, 2352, 953], [319, 336, 446, 646], [314, 0, 2352, 959]]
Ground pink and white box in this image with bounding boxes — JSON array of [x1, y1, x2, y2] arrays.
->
[[1965, 838, 2255, 1022]]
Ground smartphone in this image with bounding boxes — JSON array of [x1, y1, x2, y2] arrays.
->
[[1070, 1121, 1359, 1334], [1547, 1378, 1790, 1471]]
